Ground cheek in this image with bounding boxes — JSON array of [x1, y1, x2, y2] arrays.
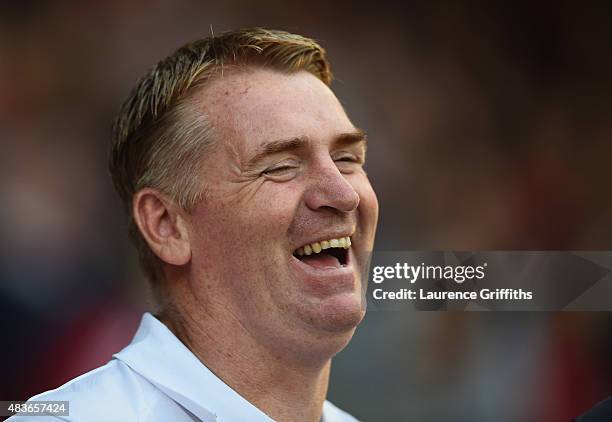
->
[[354, 175, 379, 225], [193, 182, 302, 248], [238, 184, 302, 243]]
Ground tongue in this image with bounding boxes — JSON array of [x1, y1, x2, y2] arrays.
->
[[301, 252, 341, 268]]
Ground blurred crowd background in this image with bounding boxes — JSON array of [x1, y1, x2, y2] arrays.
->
[[2, 1, 612, 421]]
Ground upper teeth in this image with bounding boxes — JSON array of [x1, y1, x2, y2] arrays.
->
[[296, 236, 352, 256]]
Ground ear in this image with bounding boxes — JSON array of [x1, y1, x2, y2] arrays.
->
[[132, 188, 191, 266]]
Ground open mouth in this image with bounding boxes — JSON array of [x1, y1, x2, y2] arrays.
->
[[293, 236, 351, 268]]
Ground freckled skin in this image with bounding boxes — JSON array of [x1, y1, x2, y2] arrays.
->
[[185, 68, 379, 360]]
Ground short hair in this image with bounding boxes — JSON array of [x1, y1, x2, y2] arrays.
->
[[108, 28, 333, 303]]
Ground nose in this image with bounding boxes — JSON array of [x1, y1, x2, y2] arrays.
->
[[303, 159, 360, 213]]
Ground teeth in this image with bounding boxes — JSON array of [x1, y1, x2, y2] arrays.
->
[[295, 236, 352, 257], [304, 244, 313, 255]]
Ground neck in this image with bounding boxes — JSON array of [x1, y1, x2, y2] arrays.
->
[[160, 291, 332, 422]]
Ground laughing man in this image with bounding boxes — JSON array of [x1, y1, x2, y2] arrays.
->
[[11, 28, 379, 422]]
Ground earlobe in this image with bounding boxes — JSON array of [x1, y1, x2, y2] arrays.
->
[[132, 188, 192, 266]]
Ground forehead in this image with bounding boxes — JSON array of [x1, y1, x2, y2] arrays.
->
[[196, 68, 355, 154]]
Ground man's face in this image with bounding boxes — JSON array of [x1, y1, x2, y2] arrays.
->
[[186, 68, 378, 353]]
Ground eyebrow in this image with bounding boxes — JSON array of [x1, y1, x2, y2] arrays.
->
[[334, 129, 368, 149], [245, 129, 368, 169]]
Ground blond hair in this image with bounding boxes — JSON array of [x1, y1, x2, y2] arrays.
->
[[108, 28, 333, 301]]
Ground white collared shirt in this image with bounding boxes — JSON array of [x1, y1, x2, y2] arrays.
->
[[9, 313, 359, 422]]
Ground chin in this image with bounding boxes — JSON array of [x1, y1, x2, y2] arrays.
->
[[302, 292, 366, 334], [274, 293, 366, 363]]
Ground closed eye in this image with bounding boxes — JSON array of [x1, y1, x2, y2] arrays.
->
[[263, 164, 297, 174], [261, 160, 301, 181], [333, 153, 364, 174], [333, 149, 364, 163], [335, 156, 360, 162]]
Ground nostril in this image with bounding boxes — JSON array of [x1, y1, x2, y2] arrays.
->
[[303, 174, 360, 213]]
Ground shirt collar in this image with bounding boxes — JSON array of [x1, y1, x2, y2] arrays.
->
[[113, 312, 274, 422]]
